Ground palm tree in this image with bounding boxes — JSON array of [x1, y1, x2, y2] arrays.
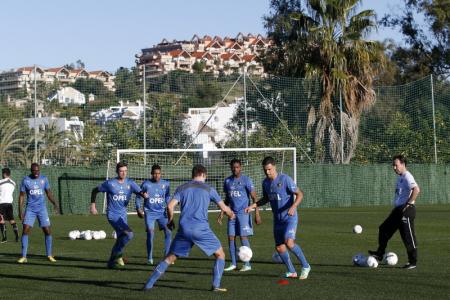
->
[[0, 119, 27, 166], [265, 0, 386, 163]]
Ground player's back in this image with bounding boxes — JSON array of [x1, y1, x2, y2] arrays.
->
[[0, 178, 16, 204], [174, 180, 220, 230]]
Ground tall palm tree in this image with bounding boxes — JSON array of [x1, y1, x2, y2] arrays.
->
[[264, 0, 386, 163]]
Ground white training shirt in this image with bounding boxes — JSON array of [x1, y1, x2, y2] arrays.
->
[[0, 178, 16, 204], [393, 171, 417, 207]]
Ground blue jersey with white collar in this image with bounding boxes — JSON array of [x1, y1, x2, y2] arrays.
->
[[262, 173, 298, 222]]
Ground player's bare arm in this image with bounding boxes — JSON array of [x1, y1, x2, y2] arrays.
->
[[288, 188, 303, 216], [45, 189, 59, 215], [217, 201, 235, 220], [250, 190, 262, 224], [90, 187, 99, 215], [167, 199, 178, 229], [18, 191, 25, 220]]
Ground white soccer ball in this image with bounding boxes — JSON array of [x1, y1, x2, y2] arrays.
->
[[92, 231, 101, 240], [366, 256, 379, 268], [352, 253, 367, 266], [238, 246, 253, 263], [353, 225, 363, 234], [111, 231, 117, 239], [82, 230, 92, 240], [99, 230, 106, 239], [384, 252, 398, 266], [68, 230, 78, 240], [272, 252, 283, 264]]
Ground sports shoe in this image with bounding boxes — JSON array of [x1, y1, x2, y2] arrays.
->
[[47, 256, 57, 262], [211, 287, 227, 292], [285, 272, 298, 278], [1, 237, 7, 243], [116, 257, 125, 266], [403, 263, 416, 269], [224, 264, 237, 271], [17, 257, 27, 264], [299, 266, 311, 280], [368, 250, 383, 261], [239, 265, 252, 272], [147, 259, 154, 265]]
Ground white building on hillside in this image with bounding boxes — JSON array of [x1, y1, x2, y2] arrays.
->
[[47, 86, 86, 105], [90, 100, 146, 124], [26, 116, 85, 141]]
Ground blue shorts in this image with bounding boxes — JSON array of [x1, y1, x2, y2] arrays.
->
[[23, 208, 50, 228], [170, 226, 221, 257], [273, 216, 298, 246], [145, 213, 168, 231], [107, 214, 131, 235], [227, 213, 253, 237]]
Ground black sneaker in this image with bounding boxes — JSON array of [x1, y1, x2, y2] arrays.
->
[[368, 250, 383, 261], [403, 263, 416, 269], [1, 237, 7, 243]]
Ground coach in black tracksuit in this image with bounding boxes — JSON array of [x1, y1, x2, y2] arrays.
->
[[369, 155, 420, 269]]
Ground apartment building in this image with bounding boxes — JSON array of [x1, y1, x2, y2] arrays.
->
[[136, 33, 270, 78]]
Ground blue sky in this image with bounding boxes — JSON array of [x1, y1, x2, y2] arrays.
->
[[0, 0, 406, 73]]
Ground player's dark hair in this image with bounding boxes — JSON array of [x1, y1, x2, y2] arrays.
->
[[230, 158, 241, 166], [2, 168, 11, 176], [262, 156, 276, 166], [151, 164, 161, 174], [192, 164, 207, 178], [30, 163, 39, 170], [393, 155, 407, 166], [116, 161, 128, 173]]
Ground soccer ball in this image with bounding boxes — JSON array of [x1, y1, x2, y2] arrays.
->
[[83, 230, 92, 240], [366, 256, 379, 268], [352, 253, 366, 266], [99, 230, 106, 239], [384, 252, 398, 266], [272, 252, 283, 264], [68, 230, 79, 240], [111, 231, 117, 239], [353, 225, 363, 234], [92, 231, 101, 240], [238, 246, 253, 262]]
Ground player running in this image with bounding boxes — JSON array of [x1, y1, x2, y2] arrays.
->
[[17, 163, 59, 263], [135, 164, 172, 265], [144, 164, 235, 292], [90, 161, 147, 268], [218, 158, 261, 272], [246, 156, 311, 280]]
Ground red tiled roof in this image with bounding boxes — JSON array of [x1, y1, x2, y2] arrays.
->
[[169, 50, 191, 58], [45, 67, 68, 73], [242, 54, 256, 62], [17, 66, 35, 72], [205, 40, 222, 48], [220, 53, 241, 61]]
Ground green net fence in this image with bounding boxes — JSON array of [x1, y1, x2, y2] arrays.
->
[[0, 67, 449, 213]]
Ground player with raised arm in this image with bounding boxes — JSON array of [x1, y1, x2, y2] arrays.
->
[[246, 156, 311, 280], [143, 164, 235, 292], [90, 161, 147, 268], [218, 158, 261, 272], [17, 163, 59, 263], [135, 164, 172, 265]]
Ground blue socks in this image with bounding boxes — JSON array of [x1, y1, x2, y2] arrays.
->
[[144, 260, 169, 289], [279, 250, 296, 273], [291, 244, 310, 268], [146, 230, 154, 260], [112, 231, 134, 258], [229, 240, 237, 265], [241, 239, 251, 267], [21, 234, 29, 257], [45, 235, 53, 256], [212, 258, 225, 288], [163, 228, 172, 256]]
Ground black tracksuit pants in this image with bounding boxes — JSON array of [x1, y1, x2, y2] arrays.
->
[[377, 204, 417, 264]]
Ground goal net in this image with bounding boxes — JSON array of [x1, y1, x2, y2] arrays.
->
[[103, 147, 297, 214]]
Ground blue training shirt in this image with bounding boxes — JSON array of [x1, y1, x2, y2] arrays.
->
[[20, 175, 50, 211], [136, 179, 170, 216], [262, 173, 298, 222], [98, 178, 141, 217], [223, 175, 255, 214], [173, 180, 222, 230]]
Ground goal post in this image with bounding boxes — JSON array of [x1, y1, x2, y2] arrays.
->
[[111, 147, 297, 213]]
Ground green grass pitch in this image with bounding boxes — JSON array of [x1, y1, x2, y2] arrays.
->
[[0, 205, 449, 299]]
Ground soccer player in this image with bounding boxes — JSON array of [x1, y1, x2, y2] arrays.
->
[[17, 163, 59, 263], [135, 164, 172, 265], [90, 161, 148, 268], [0, 168, 19, 243], [369, 155, 420, 269], [246, 156, 311, 280], [218, 158, 261, 272], [143, 164, 235, 292]]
